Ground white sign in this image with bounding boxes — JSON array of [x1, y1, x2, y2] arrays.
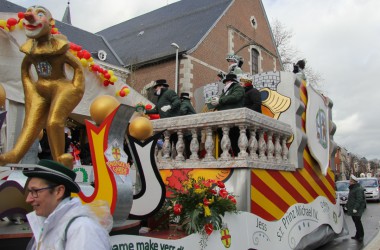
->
[[111, 197, 343, 250]]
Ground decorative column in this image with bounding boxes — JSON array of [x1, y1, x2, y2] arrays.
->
[[175, 130, 185, 161], [248, 128, 258, 160], [258, 129, 267, 161], [189, 129, 199, 161], [203, 127, 215, 161], [281, 135, 289, 162], [219, 126, 231, 160], [274, 133, 282, 163], [162, 130, 171, 160], [267, 131, 274, 162], [237, 125, 248, 158]]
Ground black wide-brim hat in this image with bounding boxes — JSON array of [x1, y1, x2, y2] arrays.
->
[[23, 159, 80, 193], [152, 79, 169, 88], [180, 93, 190, 99], [223, 73, 238, 84]]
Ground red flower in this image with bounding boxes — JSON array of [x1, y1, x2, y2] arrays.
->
[[203, 197, 211, 206], [173, 204, 183, 215], [202, 179, 212, 187], [219, 189, 228, 198], [204, 223, 213, 235], [194, 183, 200, 189], [209, 189, 217, 195], [228, 195, 237, 204], [216, 181, 225, 188]]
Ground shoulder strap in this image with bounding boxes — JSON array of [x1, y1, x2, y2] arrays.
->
[[64, 215, 86, 243]]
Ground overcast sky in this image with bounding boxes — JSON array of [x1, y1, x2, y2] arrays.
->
[[8, 0, 380, 160]]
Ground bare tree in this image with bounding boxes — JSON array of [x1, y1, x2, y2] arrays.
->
[[271, 19, 324, 92]]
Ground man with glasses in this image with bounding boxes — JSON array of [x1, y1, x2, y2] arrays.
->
[[23, 159, 111, 249]]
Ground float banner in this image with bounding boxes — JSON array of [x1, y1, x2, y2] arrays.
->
[[111, 196, 343, 250]]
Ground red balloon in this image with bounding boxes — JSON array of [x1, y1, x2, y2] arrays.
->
[[92, 64, 99, 72], [17, 12, 24, 19], [103, 80, 110, 87], [83, 50, 91, 60], [103, 73, 110, 79], [7, 18, 18, 26], [149, 114, 160, 120], [77, 50, 84, 59], [120, 91, 125, 97]]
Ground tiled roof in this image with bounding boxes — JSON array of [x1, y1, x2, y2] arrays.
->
[[98, 0, 232, 66]]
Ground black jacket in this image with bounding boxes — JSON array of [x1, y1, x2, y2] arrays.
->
[[146, 88, 181, 118], [244, 85, 262, 113]]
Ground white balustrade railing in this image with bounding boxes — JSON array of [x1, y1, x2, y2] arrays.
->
[[151, 108, 295, 171]]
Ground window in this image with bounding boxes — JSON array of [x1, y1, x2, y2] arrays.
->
[[251, 48, 259, 74]]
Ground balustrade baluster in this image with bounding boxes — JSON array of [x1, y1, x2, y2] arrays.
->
[[258, 129, 267, 161], [267, 131, 274, 162], [189, 129, 199, 161], [219, 126, 231, 160], [203, 127, 215, 161], [274, 133, 282, 163], [162, 130, 171, 159], [282, 136, 289, 162], [237, 125, 248, 158], [175, 130, 185, 161], [248, 127, 258, 160]]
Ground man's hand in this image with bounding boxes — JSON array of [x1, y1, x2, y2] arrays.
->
[[161, 105, 171, 112], [353, 209, 357, 213], [211, 96, 219, 106]]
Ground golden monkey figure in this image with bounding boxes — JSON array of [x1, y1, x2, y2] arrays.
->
[[0, 6, 85, 168]]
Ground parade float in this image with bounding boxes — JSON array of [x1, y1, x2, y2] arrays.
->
[[0, 6, 346, 250]]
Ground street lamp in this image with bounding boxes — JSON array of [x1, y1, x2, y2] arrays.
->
[[171, 43, 179, 93]]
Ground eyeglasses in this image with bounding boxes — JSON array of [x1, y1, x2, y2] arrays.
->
[[27, 185, 58, 198]]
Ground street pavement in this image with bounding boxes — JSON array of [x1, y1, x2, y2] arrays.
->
[[316, 202, 380, 250]]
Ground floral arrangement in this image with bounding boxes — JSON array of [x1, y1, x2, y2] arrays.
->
[[168, 177, 237, 238]]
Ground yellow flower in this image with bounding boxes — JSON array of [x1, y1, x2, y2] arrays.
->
[[195, 188, 205, 194], [204, 205, 211, 217]]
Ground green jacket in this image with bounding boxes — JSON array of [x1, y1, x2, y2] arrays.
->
[[180, 99, 196, 115], [346, 183, 366, 216], [215, 82, 244, 111], [146, 88, 181, 118]]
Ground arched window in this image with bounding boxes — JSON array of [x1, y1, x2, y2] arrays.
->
[[251, 48, 259, 74]]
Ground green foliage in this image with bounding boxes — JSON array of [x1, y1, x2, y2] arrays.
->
[[168, 177, 238, 236]]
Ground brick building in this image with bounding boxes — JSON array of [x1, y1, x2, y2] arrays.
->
[[98, 0, 282, 110]]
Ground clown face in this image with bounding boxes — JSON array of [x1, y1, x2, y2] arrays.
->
[[23, 6, 52, 39]]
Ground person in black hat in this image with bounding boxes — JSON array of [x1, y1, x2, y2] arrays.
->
[[180, 93, 196, 116], [179, 93, 196, 158], [210, 73, 244, 111], [146, 79, 181, 118], [210, 73, 244, 157], [23, 159, 110, 249]]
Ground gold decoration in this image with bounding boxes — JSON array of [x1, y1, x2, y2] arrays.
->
[[0, 6, 84, 167], [128, 116, 153, 140], [0, 83, 6, 109], [38, 130, 44, 141], [90, 95, 120, 125]]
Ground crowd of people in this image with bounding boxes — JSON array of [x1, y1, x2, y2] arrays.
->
[[146, 54, 262, 158]]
